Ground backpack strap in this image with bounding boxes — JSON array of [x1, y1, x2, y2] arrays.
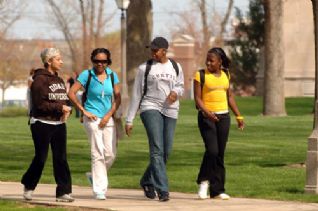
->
[[199, 69, 205, 92], [82, 70, 92, 106], [110, 71, 115, 104], [142, 59, 153, 98], [168, 58, 179, 76], [195, 69, 205, 110], [110, 71, 114, 88]]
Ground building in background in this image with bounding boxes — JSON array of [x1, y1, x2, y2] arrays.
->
[[256, 0, 314, 97]]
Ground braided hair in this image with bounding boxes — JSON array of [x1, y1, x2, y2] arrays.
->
[[208, 47, 230, 77]]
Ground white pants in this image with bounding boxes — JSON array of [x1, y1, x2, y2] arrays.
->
[[83, 116, 117, 195]]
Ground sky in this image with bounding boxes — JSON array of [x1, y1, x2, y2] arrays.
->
[[7, 0, 249, 40]]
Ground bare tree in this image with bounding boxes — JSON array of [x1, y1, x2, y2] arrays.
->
[[263, 0, 286, 116], [215, 0, 234, 46], [46, 0, 80, 71], [170, 0, 234, 67], [0, 0, 26, 107], [79, 0, 89, 69], [46, 0, 115, 71], [199, 0, 210, 59], [0, 51, 23, 106], [126, 0, 152, 91], [0, 0, 25, 39]]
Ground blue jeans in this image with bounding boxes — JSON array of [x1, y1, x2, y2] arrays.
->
[[140, 110, 177, 193]]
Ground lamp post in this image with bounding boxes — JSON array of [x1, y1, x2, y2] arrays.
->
[[115, 0, 130, 116]]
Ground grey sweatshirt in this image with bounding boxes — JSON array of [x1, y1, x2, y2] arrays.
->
[[126, 59, 184, 125]]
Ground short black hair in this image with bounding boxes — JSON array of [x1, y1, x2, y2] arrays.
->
[[90, 48, 112, 65]]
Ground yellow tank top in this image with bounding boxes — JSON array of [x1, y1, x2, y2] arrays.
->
[[194, 69, 229, 112]]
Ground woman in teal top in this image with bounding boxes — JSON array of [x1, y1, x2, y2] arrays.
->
[[68, 48, 121, 200]]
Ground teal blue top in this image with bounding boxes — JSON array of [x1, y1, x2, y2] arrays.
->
[[77, 68, 119, 118]]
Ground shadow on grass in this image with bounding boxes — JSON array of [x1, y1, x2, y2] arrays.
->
[[278, 187, 304, 194], [258, 163, 286, 168]]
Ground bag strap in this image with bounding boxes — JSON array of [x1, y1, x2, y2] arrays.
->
[[168, 58, 179, 76], [199, 69, 205, 92], [110, 71, 115, 103], [110, 71, 114, 89], [195, 69, 205, 110], [82, 70, 92, 106], [142, 59, 153, 98]]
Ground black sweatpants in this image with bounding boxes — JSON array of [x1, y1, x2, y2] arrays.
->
[[21, 121, 72, 197], [196, 111, 230, 197]]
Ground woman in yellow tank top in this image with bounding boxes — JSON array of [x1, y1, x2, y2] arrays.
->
[[193, 47, 244, 200]]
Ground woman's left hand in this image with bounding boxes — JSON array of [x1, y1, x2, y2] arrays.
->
[[166, 91, 178, 105], [61, 105, 72, 122], [237, 119, 244, 131]]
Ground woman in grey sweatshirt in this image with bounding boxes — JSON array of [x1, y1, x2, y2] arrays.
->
[[125, 37, 184, 202]]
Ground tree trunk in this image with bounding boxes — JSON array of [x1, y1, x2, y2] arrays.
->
[[313, 0, 318, 124], [1, 84, 5, 107], [200, 0, 209, 55], [304, 0, 318, 195], [215, 0, 234, 46], [126, 0, 152, 93], [263, 0, 286, 116], [79, 0, 90, 69], [95, 0, 105, 47]]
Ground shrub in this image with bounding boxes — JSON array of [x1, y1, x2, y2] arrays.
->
[[0, 106, 28, 117]]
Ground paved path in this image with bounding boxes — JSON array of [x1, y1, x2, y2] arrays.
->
[[1, 181, 318, 211]]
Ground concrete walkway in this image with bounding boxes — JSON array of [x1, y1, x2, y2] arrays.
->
[[1, 181, 318, 211]]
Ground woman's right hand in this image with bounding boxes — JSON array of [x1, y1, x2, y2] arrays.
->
[[205, 111, 219, 122], [83, 110, 97, 121]]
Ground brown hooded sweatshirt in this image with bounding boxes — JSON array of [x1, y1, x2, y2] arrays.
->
[[30, 68, 68, 121]]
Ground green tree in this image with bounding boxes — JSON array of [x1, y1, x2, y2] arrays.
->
[[229, 0, 265, 94]]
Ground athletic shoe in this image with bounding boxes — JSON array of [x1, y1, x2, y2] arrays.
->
[[198, 181, 209, 199], [213, 193, 230, 200], [56, 194, 75, 202], [142, 185, 156, 199], [158, 191, 169, 202], [95, 193, 106, 200], [23, 188, 33, 201]]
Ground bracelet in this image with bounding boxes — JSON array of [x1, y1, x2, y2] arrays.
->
[[236, 116, 244, 120]]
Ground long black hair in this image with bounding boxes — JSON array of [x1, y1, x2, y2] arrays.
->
[[90, 48, 112, 65], [208, 47, 230, 75]]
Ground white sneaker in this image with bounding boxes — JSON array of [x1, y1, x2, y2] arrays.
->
[[95, 193, 106, 200], [56, 194, 75, 202], [213, 193, 230, 200], [23, 188, 33, 201], [198, 181, 209, 199]]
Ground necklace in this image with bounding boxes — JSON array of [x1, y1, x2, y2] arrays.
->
[[101, 74, 109, 98]]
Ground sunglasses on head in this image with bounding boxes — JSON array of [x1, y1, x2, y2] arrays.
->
[[93, 59, 108, 64]]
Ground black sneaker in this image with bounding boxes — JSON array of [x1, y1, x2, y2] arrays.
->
[[142, 185, 156, 199], [158, 191, 169, 202]]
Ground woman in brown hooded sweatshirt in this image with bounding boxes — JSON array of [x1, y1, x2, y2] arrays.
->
[[21, 48, 74, 202]]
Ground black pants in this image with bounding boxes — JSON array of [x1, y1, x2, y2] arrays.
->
[[21, 121, 72, 197], [196, 111, 230, 197]]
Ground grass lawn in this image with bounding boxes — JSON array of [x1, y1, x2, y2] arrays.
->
[[0, 96, 317, 209]]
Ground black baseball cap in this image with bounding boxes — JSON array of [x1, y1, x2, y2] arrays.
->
[[146, 37, 169, 50]]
